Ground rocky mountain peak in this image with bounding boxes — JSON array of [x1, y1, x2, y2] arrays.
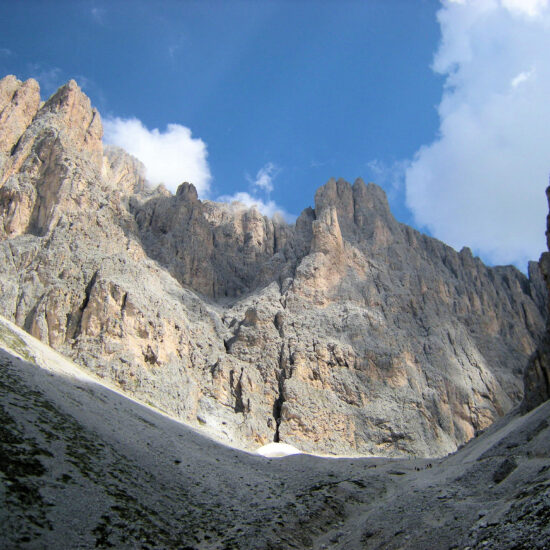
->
[[40, 78, 103, 159], [176, 181, 199, 202], [311, 205, 344, 256], [313, 177, 397, 245], [42, 78, 79, 111], [0, 77, 109, 238], [314, 177, 390, 215], [0, 75, 41, 154], [102, 145, 146, 195], [352, 177, 393, 218]]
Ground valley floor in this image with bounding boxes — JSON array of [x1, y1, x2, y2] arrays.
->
[[1, 317, 549, 549]]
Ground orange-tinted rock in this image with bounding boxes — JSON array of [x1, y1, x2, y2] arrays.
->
[[0, 75, 40, 154]]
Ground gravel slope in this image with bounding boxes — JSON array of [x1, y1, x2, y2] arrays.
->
[[1, 316, 549, 549]]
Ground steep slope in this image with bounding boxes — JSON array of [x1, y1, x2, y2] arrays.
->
[[0, 74, 546, 457], [523, 185, 550, 411], [1, 316, 549, 549]]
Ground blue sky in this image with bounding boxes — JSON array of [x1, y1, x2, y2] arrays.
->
[[1, 0, 549, 269]]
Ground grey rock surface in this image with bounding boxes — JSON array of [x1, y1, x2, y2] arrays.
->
[[522, 186, 550, 412], [0, 74, 547, 458]]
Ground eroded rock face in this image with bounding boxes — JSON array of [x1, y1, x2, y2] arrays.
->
[[522, 186, 550, 412], [0, 75, 41, 155], [129, 183, 297, 299], [0, 74, 547, 457]]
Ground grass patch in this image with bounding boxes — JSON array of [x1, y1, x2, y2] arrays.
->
[[0, 321, 34, 363]]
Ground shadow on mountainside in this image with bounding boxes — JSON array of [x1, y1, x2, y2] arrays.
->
[[127, 183, 303, 302]]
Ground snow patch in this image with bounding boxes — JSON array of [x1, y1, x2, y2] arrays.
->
[[256, 442, 302, 458]]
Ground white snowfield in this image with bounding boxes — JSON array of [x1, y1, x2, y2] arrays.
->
[[255, 442, 302, 457]]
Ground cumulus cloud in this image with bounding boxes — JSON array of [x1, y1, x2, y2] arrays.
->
[[405, 0, 550, 268], [246, 162, 278, 194], [217, 191, 295, 223], [218, 162, 294, 222], [502, 0, 548, 17], [103, 117, 211, 195]]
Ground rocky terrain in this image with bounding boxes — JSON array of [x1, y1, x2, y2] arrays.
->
[[523, 185, 550, 413], [0, 315, 549, 549], [0, 74, 547, 458]]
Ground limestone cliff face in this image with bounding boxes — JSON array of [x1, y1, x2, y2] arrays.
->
[[129, 183, 296, 299], [522, 186, 550, 412], [0, 74, 546, 457]]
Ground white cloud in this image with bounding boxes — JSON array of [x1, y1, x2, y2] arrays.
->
[[217, 161, 293, 222], [405, 0, 550, 268], [103, 117, 211, 195], [502, 0, 548, 17], [217, 191, 295, 223], [511, 67, 535, 88], [246, 162, 278, 194]]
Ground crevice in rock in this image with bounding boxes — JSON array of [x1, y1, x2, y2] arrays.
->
[[276, 274, 283, 295], [273, 342, 288, 442], [272, 381, 284, 442], [142, 345, 157, 365], [493, 457, 517, 484], [273, 311, 284, 338], [69, 270, 98, 339], [9, 134, 23, 156], [223, 335, 238, 354], [81, 270, 98, 314], [230, 369, 245, 414], [23, 299, 41, 333]]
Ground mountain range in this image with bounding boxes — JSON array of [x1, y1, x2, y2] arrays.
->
[[0, 75, 547, 457]]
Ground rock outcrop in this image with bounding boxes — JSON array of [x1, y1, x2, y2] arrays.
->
[[522, 186, 550, 412], [0, 75, 41, 155], [0, 74, 547, 457]]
